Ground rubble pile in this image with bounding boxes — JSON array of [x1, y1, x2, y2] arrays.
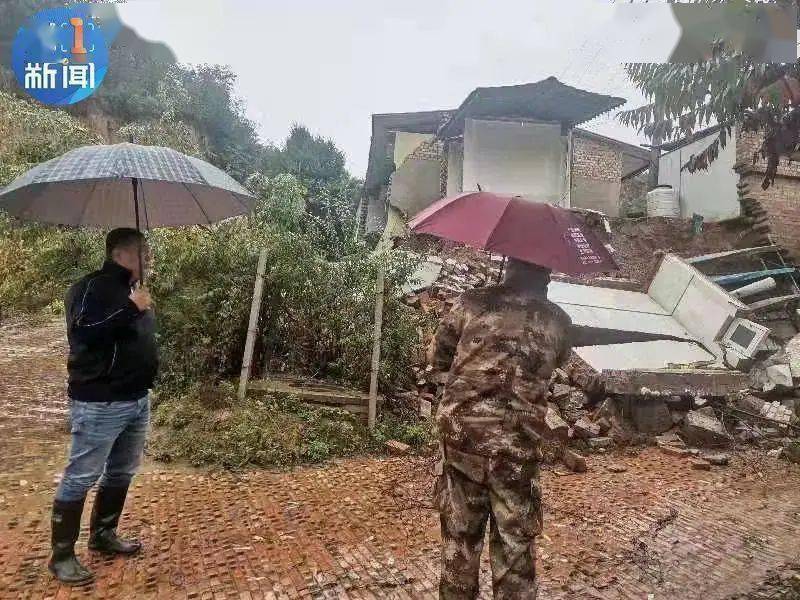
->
[[396, 227, 800, 469]]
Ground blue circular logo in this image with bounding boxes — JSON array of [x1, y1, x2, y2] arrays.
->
[[12, 5, 109, 106]]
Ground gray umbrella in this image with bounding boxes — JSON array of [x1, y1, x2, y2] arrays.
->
[[0, 143, 255, 229], [0, 143, 256, 281]]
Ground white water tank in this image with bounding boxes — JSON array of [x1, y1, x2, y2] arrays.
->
[[647, 185, 680, 218]]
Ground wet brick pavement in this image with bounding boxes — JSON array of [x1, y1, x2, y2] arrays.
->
[[2, 319, 800, 599]]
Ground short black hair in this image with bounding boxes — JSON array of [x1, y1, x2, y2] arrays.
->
[[106, 228, 145, 259]]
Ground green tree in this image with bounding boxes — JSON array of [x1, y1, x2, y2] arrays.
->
[[619, 1, 800, 190]]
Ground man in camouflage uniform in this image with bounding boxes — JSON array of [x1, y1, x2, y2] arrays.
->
[[430, 259, 572, 599]]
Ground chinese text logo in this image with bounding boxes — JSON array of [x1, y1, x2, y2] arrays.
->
[[12, 5, 110, 106]]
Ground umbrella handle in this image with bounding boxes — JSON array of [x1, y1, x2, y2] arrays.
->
[[133, 177, 145, 286]]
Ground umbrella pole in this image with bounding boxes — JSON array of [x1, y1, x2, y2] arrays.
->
[[133, 177, 144, 286]]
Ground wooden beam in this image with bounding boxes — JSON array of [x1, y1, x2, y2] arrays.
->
[[746, 294, 800, 312], [368, 263, 386, 429], [238, 248, 268, 400]]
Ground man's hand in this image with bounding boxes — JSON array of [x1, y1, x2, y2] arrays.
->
[[129, 284, 153, 312]]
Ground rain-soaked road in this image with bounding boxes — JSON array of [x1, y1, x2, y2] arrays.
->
[[1, 318, 800, 599]]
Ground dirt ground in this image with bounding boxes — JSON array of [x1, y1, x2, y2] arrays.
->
[[2, 319, 800, 600]]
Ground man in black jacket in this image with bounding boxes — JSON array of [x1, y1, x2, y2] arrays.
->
[[49, 228, 157, 584]]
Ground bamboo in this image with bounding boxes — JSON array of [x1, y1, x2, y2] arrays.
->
[[238, 248, 268, 400]]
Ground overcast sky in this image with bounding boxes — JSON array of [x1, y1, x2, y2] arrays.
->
[[117, 0, 682, 177]]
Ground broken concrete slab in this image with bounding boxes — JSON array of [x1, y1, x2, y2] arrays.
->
[[603, 369, 749, 397], [691, 459, 712, 471], [607, 463, 627, 473], [660, 445, 691, 458], [766, 364, 794, 389], [702, 452, 730, 466], [587, 437, 614, 450], [385, 440, 412, 455], [785, 333, 800, 380], [630, 396, 673, 434], [595, 398, 619, 422], [595, 416, 612, 435], [557, 390, 589, 424], [561, 448, 587, 473], [550, 383, 572, 401], [546, 405, 570, 440], [656, 432, 686, 448], [761, 401, 795, 426], [682, 409, 732, 448], [572, 416, 601, 440]]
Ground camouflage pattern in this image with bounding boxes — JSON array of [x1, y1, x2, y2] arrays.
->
[[429, 284, 571, 599], [429, 285, 572, 462]]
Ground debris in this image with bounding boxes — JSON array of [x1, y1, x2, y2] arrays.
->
[[561, 448, 587, 473], [607, 463, 627, 473], [783, 439, 800, 464], [768, 448, 784, 459], [603, 369, 749, 398], [690, 459, 712, 471], [702, 453, 730, 466], [572, 416, 601, 440], [671, 411, 687, 426], [694, 396, 708, 408], [761, 401, 795, 427], [557, 390, 589, 424], [587, 437, 614, 450], [595, 417, 612, 435], [596, 398, 619, 422], [785, 333, 800, 380], [630, 397, 673, 434], [553, 368, 570, 385], [660, 445, 691, 458], [545, 405, 570, 440], [766, 364, 794, 390], [656, 432, 686, 447], [550, 383, 572, 401], [419, 399, 432, 418], [682, 409, 732, 448], [385, 440, 411, 456], [735, 394, 767, 415]]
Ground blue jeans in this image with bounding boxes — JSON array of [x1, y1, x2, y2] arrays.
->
[[55, 396, 150, 503]]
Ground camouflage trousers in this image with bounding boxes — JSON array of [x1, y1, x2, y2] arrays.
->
[[434, 444, 542, 599]]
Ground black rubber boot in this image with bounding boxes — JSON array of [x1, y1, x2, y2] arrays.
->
[[48, 498, 94, 584], [88, 485, 142, 555]]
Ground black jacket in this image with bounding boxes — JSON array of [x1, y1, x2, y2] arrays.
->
[[65, 260, 159, 402]]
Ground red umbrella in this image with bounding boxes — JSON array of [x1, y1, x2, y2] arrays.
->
[[408, 192, 618, 275]]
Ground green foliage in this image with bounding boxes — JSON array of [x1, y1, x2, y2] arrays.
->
[[147, 175, 424, 392], [150, 382, 433, 468], [150, 382, 373, 468], [619, 22, 800, 188], [0, 90, 99, 180], [117, 116, 202, 157]]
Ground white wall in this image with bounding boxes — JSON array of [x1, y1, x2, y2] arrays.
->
[[393, 132, 433, 168], [446, 141, 464, 197], [658, 129, 739, 221], [462, 119, 565, 203]]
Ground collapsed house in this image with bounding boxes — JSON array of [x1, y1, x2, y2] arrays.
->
[[360, 76, 800, 458]]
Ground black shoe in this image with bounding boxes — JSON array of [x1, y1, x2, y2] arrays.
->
[[88, 485, 142, 556], [48, 498, 94, 584]]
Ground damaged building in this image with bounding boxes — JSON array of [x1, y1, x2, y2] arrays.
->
[[361, 76, 800, 456]]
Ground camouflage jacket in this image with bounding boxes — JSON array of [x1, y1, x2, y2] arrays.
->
[[429, 285, 572, 461]]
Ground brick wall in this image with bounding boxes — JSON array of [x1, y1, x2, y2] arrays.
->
[[736, 128, 800, 260], [737, 129, 800, 179], [741, 172, 800, 260], [572, 136, 623, 182]]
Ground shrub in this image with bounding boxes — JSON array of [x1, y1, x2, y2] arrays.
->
[[151, 382, 370, 467]]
